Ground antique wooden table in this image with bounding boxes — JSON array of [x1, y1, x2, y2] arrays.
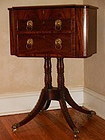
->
[[8, 5, 98, 138]]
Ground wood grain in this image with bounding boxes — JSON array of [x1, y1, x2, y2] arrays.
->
[[0, 109, 105, 140]]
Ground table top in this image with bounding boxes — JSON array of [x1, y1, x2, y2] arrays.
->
[[8, 4, 98, 10]]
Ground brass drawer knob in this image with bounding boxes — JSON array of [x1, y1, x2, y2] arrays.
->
[[55, 38, 62, 50], [26, 20, 33, 30], [26, 38, 33, 49], [55, 19, 62, 31]]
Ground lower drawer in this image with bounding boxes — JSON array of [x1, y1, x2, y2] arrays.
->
[[16, 34, 75, 57]]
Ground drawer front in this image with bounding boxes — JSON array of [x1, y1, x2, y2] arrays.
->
[[17, 34, 75, 57], [18, 19, 75, 32], [17, 8, 75, 32]]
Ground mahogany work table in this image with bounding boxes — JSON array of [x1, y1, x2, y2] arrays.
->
[[8, 5, 98, 138]]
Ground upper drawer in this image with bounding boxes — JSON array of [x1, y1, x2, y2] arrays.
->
[[17, 18, 75, 32], [16, 8, 75, 32]]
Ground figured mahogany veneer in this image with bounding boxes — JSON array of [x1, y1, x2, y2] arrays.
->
[[8, 5, 98, 58], [8, 5, 98, 138]]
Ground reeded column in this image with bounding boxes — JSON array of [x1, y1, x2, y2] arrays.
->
[[44, 57, 52, 89], [57, 58, 64, 89]]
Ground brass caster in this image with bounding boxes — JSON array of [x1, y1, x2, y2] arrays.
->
[[88, 110, 96, 117], [73, 128, 79, 139], [74, 134, 77, 138], [12, 128, 17, 132]]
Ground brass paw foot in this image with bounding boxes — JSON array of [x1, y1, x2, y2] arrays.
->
[[88, 110, 96, 117], [73, 128, 79, 138], [12, 123, 20, 132]]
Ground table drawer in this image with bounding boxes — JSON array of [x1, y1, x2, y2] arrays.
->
[[17, 8, 75, 32], [18, 19, 75, 32], [17, 34, 75, 57]]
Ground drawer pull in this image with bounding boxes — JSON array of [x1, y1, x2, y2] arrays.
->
[[26, 20, 33, 30], [55, 38, 62, 50], [55, 19, 62, 31], [26, 38, 33, 49]]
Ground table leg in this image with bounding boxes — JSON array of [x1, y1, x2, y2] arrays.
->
[[12, 89, 47, 131], [59, 90, 79, 138], [57, 58, 79, 138], [64, 87, 96, 116]]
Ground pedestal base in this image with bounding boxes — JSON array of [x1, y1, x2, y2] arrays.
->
[[12, 58, 96, 138]]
